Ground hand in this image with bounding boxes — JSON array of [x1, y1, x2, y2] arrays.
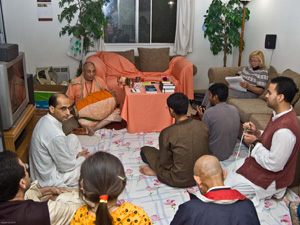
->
[[196, 105, 205, 120], [228, 85, 233, 89], [240, 81, 249, 89], [243, 122, 260, 137], [77, 149, 90, 158], [243, 133, 257, 145]]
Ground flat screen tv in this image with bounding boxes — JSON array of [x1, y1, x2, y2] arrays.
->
[[0, 52, 29, 130]]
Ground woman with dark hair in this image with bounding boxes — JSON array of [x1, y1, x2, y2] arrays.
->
[[71, 152, 152, 225]]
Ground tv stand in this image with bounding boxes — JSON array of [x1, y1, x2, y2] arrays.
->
[[4, 104, 36, 163]]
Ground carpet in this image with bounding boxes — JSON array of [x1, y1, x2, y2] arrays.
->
[[77, 128, 298, 225]]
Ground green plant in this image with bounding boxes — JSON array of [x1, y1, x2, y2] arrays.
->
[[204, 0, 250, 67], [58, 0, 110, 75]]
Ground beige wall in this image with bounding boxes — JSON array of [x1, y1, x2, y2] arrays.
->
[[3, 0, 300, 90]]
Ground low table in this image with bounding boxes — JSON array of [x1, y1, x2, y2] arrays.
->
[[121, 85, 174, 133]]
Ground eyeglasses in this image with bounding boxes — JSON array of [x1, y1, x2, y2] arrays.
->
[[56, 106, 73, 112], [250, 59, 260, 63]]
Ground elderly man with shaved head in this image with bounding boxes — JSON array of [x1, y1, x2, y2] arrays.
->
[[170, 155, 260, 225]]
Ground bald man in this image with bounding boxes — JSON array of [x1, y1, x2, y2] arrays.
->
[[30, 94, 89, 188], [65, 61, 122, 136], [170, 155, 260, 225]]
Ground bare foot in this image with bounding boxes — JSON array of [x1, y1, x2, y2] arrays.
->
[[139, 166, 157, 176], [87, 127, 95, 136], [283, 197, 291, 208]]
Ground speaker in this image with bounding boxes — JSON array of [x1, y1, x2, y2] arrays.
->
[[265, 34, 277, 49], [26, 74, 35, 105], [0, 44, 19, 62]]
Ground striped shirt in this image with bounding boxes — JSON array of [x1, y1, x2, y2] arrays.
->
[[237, 66, 269, 88]]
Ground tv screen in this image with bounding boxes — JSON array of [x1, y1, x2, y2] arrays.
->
[[0, 52, 29, 130]]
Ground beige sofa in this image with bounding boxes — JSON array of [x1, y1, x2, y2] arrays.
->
[[207, 65, 300, 195]]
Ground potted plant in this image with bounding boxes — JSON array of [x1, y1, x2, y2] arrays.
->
[[203, 0, 250, 67], [58, 0, 110, 76]]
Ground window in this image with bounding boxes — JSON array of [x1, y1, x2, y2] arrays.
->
[[103, 0, 177, 44]]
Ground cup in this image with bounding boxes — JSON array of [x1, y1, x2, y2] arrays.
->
[[136, 76, 141, 82], [129, 78, 134, 88]]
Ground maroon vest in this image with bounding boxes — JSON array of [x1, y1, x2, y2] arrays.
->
[[237, 109, 300, 189]]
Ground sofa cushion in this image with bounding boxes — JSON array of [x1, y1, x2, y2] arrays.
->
[[138, 47, 170, 72], [281, 69, 300, 106], [249, 113, 271, 130], [228, 98, 272, 122], [259, 65, 279, 100], [113, 49, 135, 65]]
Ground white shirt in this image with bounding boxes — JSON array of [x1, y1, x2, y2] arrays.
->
[[29, 113, 85, 187], [251, 107, 296, 172]]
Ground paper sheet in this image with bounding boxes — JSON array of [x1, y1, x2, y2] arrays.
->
[[225, 76, 247, 92]]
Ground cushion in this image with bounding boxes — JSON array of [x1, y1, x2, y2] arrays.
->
[[259, 65, 279, 100], [228, 98, 272, 122], [281, 69, 300, 106], [75, 90, 116, 127], [113, 49, 135, 65], [138, 47, 170, 72], [248, 113, 271, 130]]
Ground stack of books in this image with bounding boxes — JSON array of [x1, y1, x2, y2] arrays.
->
[[145, 85, 157, 93], [160, 81, 175, 93]]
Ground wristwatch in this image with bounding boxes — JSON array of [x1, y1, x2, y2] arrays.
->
[[252, 139, 259, 147]]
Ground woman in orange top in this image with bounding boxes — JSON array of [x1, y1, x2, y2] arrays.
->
[[71, 152, 152, 225]]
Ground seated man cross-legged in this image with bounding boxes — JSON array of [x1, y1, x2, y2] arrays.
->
[[0, 151, 84, 225], [171, 155, 260, 225], [197, 83, 240, 161], [225, 76, 300, 211], [65, 61, 122, 136], [30, 93, 89, 188], [139, 93, 209, 188]]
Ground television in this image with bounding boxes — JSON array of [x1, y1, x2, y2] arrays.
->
[[0, 52, 29, 130]]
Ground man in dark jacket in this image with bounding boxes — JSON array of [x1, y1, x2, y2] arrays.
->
[[171, 155, 260, 225]]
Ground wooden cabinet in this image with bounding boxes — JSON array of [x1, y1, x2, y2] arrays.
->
[[4, 104, 36, 163]]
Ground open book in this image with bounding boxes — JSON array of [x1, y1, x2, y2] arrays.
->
[[225, 76, 247, 92]]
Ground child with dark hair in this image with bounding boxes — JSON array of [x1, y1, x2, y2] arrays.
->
[[71, 151, 152, 225]]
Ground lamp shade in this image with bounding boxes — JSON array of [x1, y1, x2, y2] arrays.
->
[[240, 0, 251, 5]]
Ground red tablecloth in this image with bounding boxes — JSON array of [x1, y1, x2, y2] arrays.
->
[[121, 85, 174, 133]]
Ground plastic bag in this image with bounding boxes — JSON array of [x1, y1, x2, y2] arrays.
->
[[67, 36, 84, 60]]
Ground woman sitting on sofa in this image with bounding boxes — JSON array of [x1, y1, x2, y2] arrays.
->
[[202, 50, 269, 109], [229, 50, 269, 99]]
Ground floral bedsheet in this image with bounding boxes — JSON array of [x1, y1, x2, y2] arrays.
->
[[78, 128, 299, 225]]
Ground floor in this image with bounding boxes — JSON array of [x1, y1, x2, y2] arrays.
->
[[77, 128, 298, 225]]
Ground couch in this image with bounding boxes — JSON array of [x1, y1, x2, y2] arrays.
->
[[207, 65, 300, 195], [86, 48, 196, 105]]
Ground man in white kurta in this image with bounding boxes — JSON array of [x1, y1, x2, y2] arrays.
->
[[30, 93, 89, 187], [225, 77, 300, 212]]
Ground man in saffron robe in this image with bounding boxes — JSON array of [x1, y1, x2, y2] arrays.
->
[[65, 61, 121, 136], [171, 155, 260, 225]]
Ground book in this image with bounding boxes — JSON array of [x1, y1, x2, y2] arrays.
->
[[225, 76, 247, 92], [160, 81, 174, 86], [145, 85, 157, 93], [162, 89, 175, 93], [142, 82, 153, 86], [161, 85, 175, 89]]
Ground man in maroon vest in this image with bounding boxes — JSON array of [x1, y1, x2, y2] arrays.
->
[[225, 76, 300, 212]]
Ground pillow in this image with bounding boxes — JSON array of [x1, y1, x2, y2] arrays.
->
[[138, 47, 170, 72], [75, 90, 116, 127], [113, 50, 135, 65], [281, 68, 300, 106], [259, 65, 279, 100]]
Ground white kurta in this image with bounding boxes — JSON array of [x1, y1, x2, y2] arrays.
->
[[225, 107, 296, 212], [25, 181, 85, 225], [29, 113, 85, 188]]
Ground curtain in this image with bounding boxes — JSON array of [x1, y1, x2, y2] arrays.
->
[[174, 0, 195, 56]]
